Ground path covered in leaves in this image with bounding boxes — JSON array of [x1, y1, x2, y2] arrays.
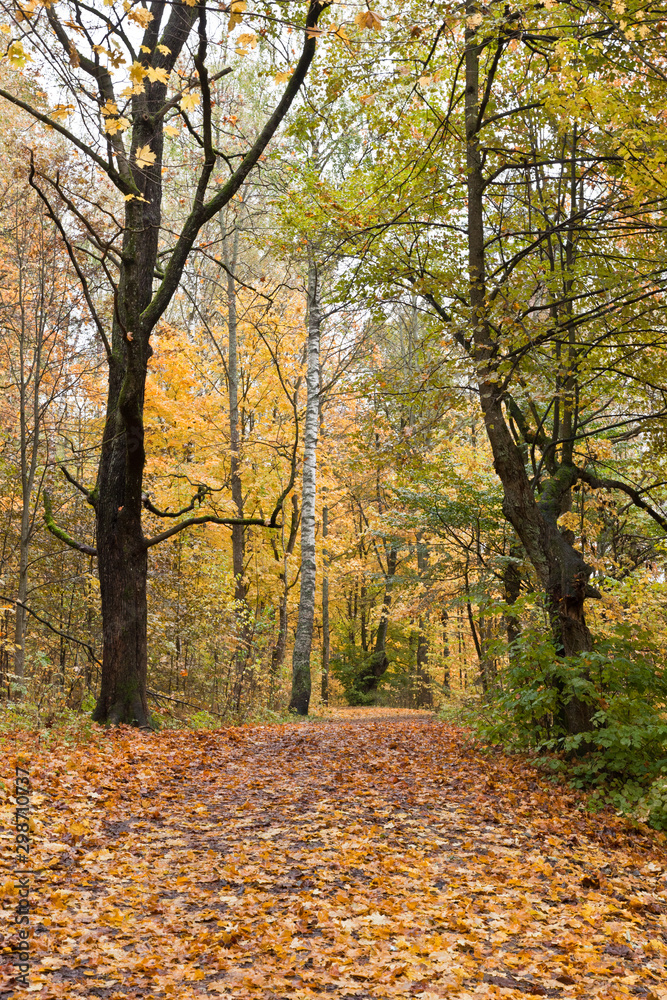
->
[[2, 710, 667, 998]]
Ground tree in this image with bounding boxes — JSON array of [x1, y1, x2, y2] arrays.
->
[[0, 0, 326, 724], [289, 254, 321, 714], [311, 0, 667, 730]]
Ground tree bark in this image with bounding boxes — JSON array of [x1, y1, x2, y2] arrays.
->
[[503, 538, 522, 653], [270, 494, 300, 680], [321, 503, 330, 706], [223, 228, 252, 666], [414, 533, 432, 707], [289, 257, 321, 715], [358, 544, 398, 694]]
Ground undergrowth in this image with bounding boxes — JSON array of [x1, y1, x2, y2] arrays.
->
[[467, 619, 667, 830]]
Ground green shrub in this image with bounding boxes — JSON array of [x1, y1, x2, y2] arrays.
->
[[472, 614, 667, 823]]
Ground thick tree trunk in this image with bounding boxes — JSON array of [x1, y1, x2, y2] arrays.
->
[[92, 80, 165, 726], [93, 317, 151, 726], [289, 258, 320, 715], [463, 13, 595, 734]]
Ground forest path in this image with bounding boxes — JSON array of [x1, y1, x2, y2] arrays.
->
[[4, 714, 667, 999]]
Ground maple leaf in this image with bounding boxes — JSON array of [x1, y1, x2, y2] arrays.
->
[[355, 10, 383, 30], [134, 144, 156, 169], [50, 103, 75, 122], [180, 91, 200, 113], [146, 65, 169, 84], [104, 115, 130, 135], [128, 6, 153, 28], [228, 0, 246, 30], [236, 31, 257, 49], [129, 60, 147, 86]]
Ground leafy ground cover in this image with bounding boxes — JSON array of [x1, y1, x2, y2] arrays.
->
[[1, 709, 667, 999]]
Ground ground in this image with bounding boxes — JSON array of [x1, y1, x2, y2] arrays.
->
[[1, 708, 667, 998]]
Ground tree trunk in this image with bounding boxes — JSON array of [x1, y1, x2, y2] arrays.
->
[[224, 228, 251, 661], [92, 76, 166, 726], [321, 503, 330, 706], [289, 257, 321, 715], [503, 538, 522, 654], [414, 533, 432, 707], [93, 317, 151, 726], [441, 609, 450, 694], [463, 11, 595, 734], [358, 545, 398, 694], [270, 495, 300, 680], [12, 204, 51, 690]]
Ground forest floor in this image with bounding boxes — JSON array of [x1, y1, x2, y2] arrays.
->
[[2, 708, 667, 999]]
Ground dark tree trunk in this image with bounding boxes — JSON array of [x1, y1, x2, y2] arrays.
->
[[441, 609, 450, 694], [358, 545, 398, 694], [503, 539, 522, 653], [92, 113, 163, 727]]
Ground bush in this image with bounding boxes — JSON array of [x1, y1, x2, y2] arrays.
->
[[471, 616, 667, 826]]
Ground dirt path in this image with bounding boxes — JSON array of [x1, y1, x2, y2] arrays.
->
[[3, 712, 667, 998]]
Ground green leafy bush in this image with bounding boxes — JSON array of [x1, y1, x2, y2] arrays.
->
[[472, 613, 667, 826]]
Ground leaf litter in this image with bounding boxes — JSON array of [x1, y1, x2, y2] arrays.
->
[[2, 709, 667, 999]]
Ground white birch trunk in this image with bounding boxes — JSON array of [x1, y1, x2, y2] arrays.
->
[[289, 257, 320, 714]]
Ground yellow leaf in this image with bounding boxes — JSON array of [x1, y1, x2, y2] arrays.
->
[[237, 31, 257, 48], [358, 94, 375, 106], [104, 115, 130, 135], [180, 90, 200, 113], [129, 6, 153, 28], [228, 0, 246, 30], [135, 143, 156, 169], [164, 124, 180, 138], [157, 44, 171, 55], [274, 70, 291, 84], [146, 65, 169, 83], [355, 10, 383, 30], [50, 103, 75, 122], [100, 99, 119, 117], [129, 60, 147, 85], [7, 40, 30, 68]]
